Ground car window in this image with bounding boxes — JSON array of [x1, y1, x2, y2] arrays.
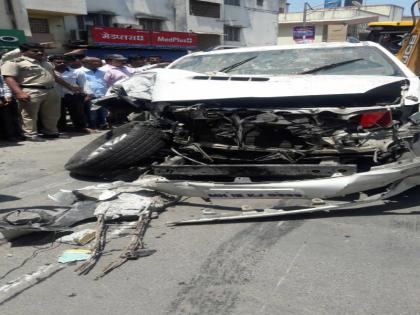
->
[[170, 46, 404, 77]]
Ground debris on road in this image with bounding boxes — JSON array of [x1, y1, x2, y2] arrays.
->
[[72, 184, 179, 277], [0, 180, 177, 242], [58, 249, 92, 264], [0, 202, 96, 241], [0, 181, 178, 279], [94, 193, 158, 219], [97, 205, 156, 279], [75, 214, 106, 275], [57, 229, 96, 246]]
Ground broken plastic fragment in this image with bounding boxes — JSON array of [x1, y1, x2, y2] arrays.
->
[[98, 190, 119, 201], [58, 249, 92, 264], [94, 193, 154, 219], [48, 190, 77, 206], [57, 229, 96, 246]]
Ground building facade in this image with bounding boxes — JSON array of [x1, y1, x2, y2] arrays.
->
[[278, 4, 404, 45], [279, 0, 289, 14], [1, 0, 87, 52], [74, 0, 281, 50], [1, 0, 281, 57]]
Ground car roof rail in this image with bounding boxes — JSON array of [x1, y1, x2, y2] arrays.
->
[[207, 45, 241, 51]]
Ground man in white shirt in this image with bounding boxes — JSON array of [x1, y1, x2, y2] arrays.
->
[[50, 55, 90, 133], [78, 57, 109, 129]]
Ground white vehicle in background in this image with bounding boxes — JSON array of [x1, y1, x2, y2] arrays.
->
[[65, 42, 420, 222]]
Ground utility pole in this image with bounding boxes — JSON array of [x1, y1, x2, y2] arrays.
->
[[5, 0, 17, 29], [303, 2, 314, 28], [302, 2, 313, 40]]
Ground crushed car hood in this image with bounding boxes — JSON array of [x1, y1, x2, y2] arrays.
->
[[134, 69, 408, 102]]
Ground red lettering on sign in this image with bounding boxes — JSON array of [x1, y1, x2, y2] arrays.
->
[[150, 31, 197, 48], [91, 27, 197, 48], [92, 27, 150, 46]]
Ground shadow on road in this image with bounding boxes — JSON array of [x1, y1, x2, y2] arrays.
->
[[0, 141, 23, 148], [10, 231, 67, 247], [68, 168, 142, 183], [177, 200, 243, 212], [0, 194, 21, 203]]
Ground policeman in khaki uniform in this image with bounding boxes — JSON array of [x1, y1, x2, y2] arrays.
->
[[1, 43, 80, 139]]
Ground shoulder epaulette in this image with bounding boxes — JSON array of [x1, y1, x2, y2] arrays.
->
[[9, 57, 25, 63]]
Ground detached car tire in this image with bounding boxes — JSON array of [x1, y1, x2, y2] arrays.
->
[[65, 122, 168, 177]]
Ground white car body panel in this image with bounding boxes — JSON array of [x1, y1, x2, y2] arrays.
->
[[119, 41, 419, 104], [149, 71, 408, 102]]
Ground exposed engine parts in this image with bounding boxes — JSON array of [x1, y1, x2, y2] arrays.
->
[[168, 105, 416, 169]]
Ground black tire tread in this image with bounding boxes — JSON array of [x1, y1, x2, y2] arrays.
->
[[65, 122, 167, 176]]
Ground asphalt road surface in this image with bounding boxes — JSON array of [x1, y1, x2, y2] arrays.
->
[[1, 134, 420, 315]]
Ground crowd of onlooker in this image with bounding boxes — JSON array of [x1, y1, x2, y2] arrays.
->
[[0, 42, 163, 142]]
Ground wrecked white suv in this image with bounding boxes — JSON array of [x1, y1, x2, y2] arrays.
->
[[66, 42, 420, 220]]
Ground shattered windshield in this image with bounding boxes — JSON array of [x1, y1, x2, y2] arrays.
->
[[170, 46, 403, 76]]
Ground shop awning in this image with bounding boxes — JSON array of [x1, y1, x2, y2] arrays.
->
[[135, 13, 167, 20]]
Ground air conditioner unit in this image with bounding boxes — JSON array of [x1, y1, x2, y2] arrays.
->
[[114, 23, 141, 29], [69, 29, 88, 43]]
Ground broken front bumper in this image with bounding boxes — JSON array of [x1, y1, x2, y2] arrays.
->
[[133, 157, 420, 224], [141, 157, 420, 200]]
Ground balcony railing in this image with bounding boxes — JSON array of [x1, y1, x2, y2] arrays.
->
[[27, 32, 55, 43], [23, 0, 87, 15], [188, 15, 223, 34]]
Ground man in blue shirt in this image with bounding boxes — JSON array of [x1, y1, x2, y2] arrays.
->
[[78, 57, 109, 129]]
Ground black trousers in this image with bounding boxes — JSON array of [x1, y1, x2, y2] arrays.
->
[[57, 94, 87, 131], [0, 99, 22, 140]]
